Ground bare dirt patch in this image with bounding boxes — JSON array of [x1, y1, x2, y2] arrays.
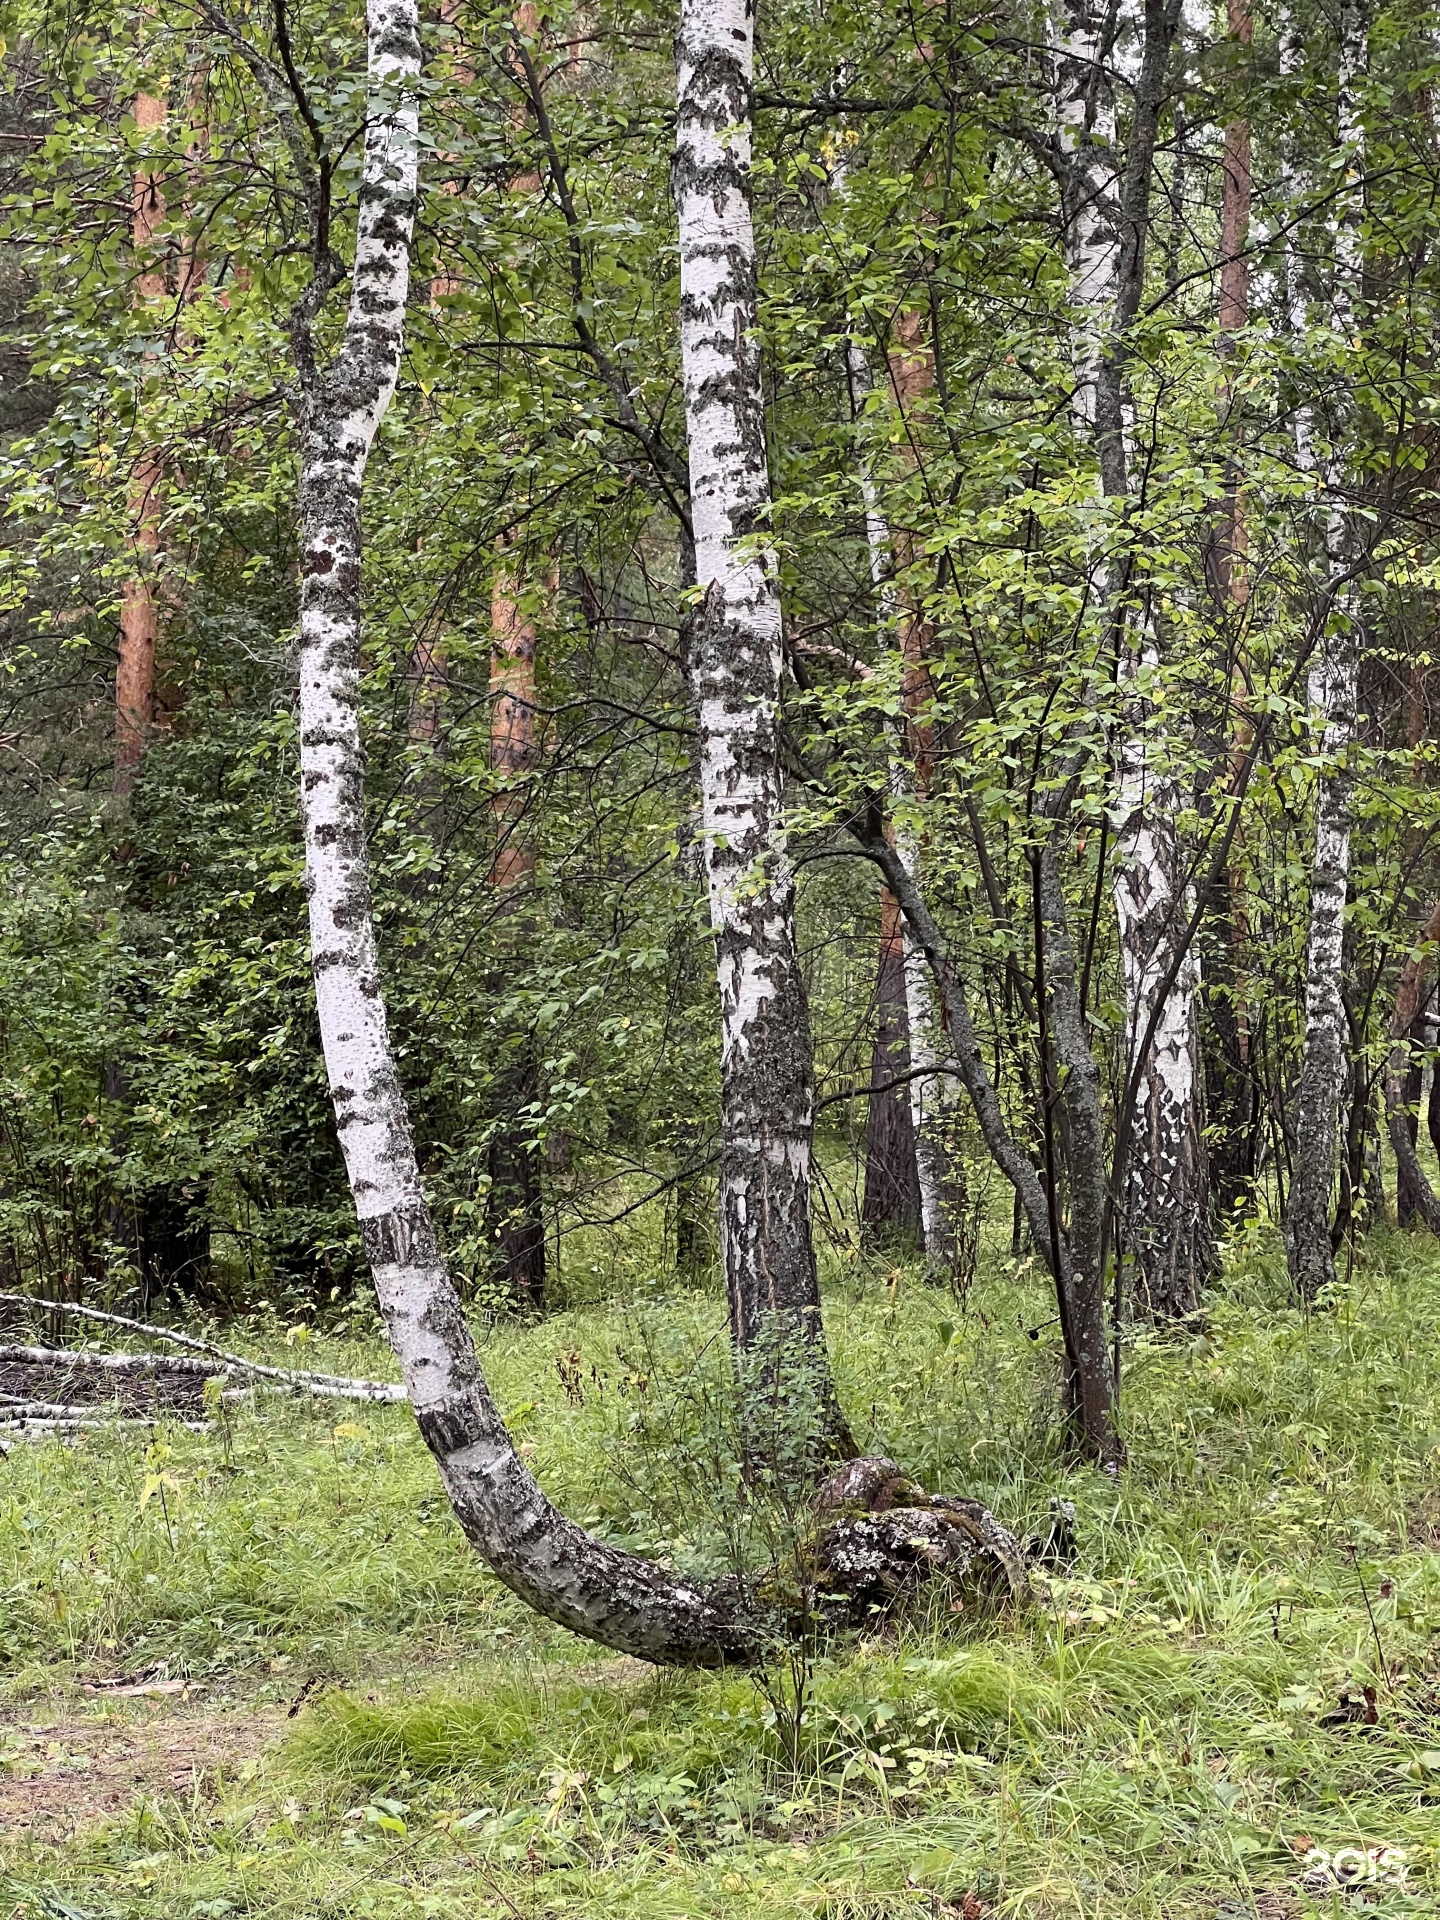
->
[[0, 1693, 284, 1844]]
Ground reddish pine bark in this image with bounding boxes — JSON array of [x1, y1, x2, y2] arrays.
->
[[115, 90, 167, 795]]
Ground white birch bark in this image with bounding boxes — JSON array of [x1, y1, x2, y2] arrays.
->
[[1110, 695, 1210, 1313], [1282, 2, 1364, 1298], [1050, 0, 1123, 455], [1052, 0, 1211, 1314], [674, 0, 849, 1450]]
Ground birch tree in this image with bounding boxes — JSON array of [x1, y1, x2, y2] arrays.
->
[[1050, 0, 1211, 1318], [1282, 0, 1366, 1299], [673, 0, 851, 1454]]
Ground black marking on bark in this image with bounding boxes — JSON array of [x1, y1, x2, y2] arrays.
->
[[360, 1203, 439, 1268], [414, 1395, 486, 1458]]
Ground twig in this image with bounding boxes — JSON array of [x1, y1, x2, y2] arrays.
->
[[1349, 1544, 1396, 1697]]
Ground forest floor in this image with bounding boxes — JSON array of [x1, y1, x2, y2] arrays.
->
[[1, 1226, 1438, 1917]]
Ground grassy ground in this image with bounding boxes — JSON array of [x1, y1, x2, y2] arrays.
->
[[2, 1226, 1439, 1917]]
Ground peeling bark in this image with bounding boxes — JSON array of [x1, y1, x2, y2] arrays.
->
[[673, 0, 850, 1457]]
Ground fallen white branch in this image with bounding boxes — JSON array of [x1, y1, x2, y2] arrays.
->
[[0, 1414, 210, 1437], [0, 1391, 129, 1420], [0, 1343, 223, 1377], [0, 1296, 407, 1401]]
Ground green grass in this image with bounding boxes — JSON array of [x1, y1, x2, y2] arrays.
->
[[2, 1225, 1440, 1916]]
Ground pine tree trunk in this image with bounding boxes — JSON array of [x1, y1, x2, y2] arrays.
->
[[845, 323, 949, 1261], [115, 456, 161, 794], [1282, 2, 1365, 1299], [1385, 903, 1440, 1234], [674, 0, 850, 1457], [115, 89, 167, 795], [489, 539, 543, 895], [887, 314, 959, 1266], [484, 513, 552, 1304]]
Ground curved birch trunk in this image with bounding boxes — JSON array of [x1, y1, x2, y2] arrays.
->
[[285, 0, 1029, 1664], [290, 0, 764, 1665], [674, 0, 850, 1457], [1282, 2, 1364, 1299]]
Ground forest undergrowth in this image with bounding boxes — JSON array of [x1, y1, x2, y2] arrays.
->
[[2, 1224, 1439, 1918]]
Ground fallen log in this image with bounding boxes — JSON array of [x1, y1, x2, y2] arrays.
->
[[0, 1295, 407, 1402]]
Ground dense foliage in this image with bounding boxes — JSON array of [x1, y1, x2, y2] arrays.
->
[[3, 0, 1440, 1337]]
